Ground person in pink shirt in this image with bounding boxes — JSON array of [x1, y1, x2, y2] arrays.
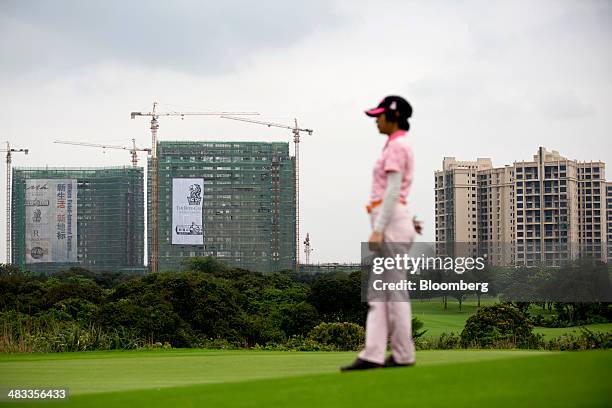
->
[[342, 95, 422, 371]]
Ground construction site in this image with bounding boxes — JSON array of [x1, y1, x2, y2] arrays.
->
[[151, 140, 296, 272], [11, 166, 145, 274], [4, 103, 315, 274]]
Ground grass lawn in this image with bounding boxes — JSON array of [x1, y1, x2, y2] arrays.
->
[[411, 297, 493, 337], [412, 296, 612, 340], [534, 323, 612, 340], [0, 349, 610, 407]]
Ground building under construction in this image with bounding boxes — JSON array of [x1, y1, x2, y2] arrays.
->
[[150, 141, 295, 272], [11, 166, 145, 273]]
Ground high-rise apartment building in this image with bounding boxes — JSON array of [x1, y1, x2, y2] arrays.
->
[[576, 161, 607, 261], [435, 148, 608, 266], [434, 157, 492, 258], [149, 141, 296, 272], [12, 166, 145, 273], [478, 165, 515, 265], [607, 182, 612, 261]]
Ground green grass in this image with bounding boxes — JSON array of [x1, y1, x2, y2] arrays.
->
[[412, 297, 612, 340], [534, 323, 612, 340], [0, 297, 609, 406], [0, 349, 610, 407], [411, 297, 491, 337]]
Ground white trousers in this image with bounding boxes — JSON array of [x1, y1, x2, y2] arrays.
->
[[358, 203, 416, 365]]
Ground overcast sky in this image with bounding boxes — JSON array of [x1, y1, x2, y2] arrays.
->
[[1, 0, 611, 264]]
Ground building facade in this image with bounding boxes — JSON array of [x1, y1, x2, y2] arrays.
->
[[12, 166, 145, 273], [149, 141, 296, 272], [607, 182, 612, 261], [434, 148, 609, 266], [434, 157, 493, 258]]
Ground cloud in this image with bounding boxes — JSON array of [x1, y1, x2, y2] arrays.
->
[[0, 0, 611, 263], [0, 0, 345, 75], [534, 89, 596, 119]]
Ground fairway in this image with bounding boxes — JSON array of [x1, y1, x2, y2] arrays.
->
[[0, 349, 610, 407], [411, 297, 612, 340], [533, 323, 612, 340]]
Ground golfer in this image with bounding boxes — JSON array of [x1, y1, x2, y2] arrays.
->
[[341, 95, 422, 371]]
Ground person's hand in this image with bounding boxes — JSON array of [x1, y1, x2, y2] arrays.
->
[[368, 230, 383, 252], [413, 216, 423, 235]]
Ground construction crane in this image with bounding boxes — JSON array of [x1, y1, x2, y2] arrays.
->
[[220, 115, 313, 273], [2, 142, 29, 264], [303, 232, 313, 265], [131, 102, 259, 273], [53, 139, 151, 167]]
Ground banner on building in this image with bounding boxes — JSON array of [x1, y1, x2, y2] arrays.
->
[[172, 178, 204, 245], [25, 179, 77, 263]]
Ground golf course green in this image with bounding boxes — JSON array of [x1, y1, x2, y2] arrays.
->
[[0, 349, 610, 407]]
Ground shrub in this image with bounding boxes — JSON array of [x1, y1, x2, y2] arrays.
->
[[416, 332, 462, 350], [253, 335, 338, 351], [434, 332, 461, 350], [460, 303, 540, 348], [412, 317, 427, 340], [546, 327, 612, 351], [308, 322, 364, 351], [53, 297, 99, 323]]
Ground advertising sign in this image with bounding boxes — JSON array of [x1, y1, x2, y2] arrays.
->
[[25, 179, 77, 263], [172, 178, 204, 245]]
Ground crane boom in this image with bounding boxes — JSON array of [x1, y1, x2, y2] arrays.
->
[[220, 115, 313, 273], [220, 116, 313, 134], [54, 140, 146, 151], [131, 111, 258, 119], [54, 139, 151, 167], [131, 102, 259, 273]]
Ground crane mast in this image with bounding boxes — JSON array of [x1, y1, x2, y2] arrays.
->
[[150, 105, 159, 273], [131, 102, 258, 273], [2, 142, 29, 264], [303, 232, 313, 265], [292, 119, 301, 273], [221, 115, 313, 273]]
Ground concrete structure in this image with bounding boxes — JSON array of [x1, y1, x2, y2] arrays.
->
[[435, 148, 608, 266], [477, 165, 515, 265], [607, 182, 612, 261], [299, 263, 361, 275], [149, 141, 296, 272], [576, 160, 607, 262], [434, 157, 493, 258], [12, 166, 145, 273]]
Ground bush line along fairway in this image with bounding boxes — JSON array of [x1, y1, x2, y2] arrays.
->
[[0, 349, 610, 408], [2, 266, 610, 352]]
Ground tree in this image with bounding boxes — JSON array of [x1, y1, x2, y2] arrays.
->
[[279, 302, 320, 337], [309, 272, 364, 323], [0, 263, 23, 277], [182, 256, 229, 273]]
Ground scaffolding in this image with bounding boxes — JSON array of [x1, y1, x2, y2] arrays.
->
[[149, 141, 296, 272], [12, 166, 145, 273]]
